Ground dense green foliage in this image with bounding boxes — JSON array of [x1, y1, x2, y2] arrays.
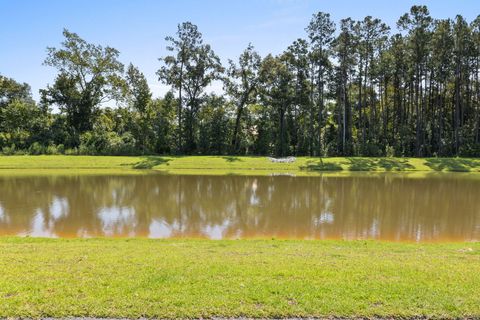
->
[[3, 6, 480, 156]]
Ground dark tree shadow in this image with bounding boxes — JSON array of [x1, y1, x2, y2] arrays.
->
[[377, 158, 415, 171], [222, 156, 243, 162], [132, 156, 172, 169], [346, 158, 415, 171], [300, 159, 343, 172], [424, 158, 480, 172], [347, 158, 377, 171]]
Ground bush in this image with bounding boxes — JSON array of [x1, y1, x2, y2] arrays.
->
[[14, 149, 27, 155], [115, 132, 137, 155], [0, 133, 11, 149], [28, 142, 44, 155], [362, 142, 383, 157], [385, 145, 395, 157], [26, 143, 65, 155], [57, 144, 65, 154], [45, 145, 60, 155], [79, 130, 138, 155], [65, 148, 78, 155], [2, 144, 16, 155], [459, 143, 480, 157]]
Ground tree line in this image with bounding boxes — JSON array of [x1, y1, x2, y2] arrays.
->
[[2, 5, 480, 157]]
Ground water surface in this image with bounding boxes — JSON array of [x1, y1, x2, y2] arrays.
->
[[0, 173, 479, 241]]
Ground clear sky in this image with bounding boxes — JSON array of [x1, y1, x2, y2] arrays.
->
[[1, 0, 480, 102]]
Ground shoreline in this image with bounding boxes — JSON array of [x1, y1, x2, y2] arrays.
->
[[0, 155, 480, 176]]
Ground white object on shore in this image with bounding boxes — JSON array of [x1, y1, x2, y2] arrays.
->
[[267, 156, 296, 163]]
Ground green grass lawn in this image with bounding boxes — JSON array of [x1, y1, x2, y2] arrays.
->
[[1, 155, 480, 175], [0, 238, 479, 318]]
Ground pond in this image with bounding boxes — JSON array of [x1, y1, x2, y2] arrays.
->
[[0, 173, 479, 241]]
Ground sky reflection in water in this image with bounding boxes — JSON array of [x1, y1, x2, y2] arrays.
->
[[0, 174, 479, 242]]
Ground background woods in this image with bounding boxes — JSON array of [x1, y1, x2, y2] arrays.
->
[[2, 5, 480, 157]]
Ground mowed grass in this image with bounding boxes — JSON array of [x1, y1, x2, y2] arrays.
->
[[0, 238, 479, 318], [1, 155, 480, 174]]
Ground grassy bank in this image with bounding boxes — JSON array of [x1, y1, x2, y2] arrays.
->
[[1, 155, 480, 175], [0, 238, 479, 318]]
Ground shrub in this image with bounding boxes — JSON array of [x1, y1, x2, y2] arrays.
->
[[28, 142, 44, 155], [2, 144, 16, 155], [65, 148, 78, 155], [57, 144, 65, 154], [79, 130, 138, 155], [459, 143, 480, 157], [0, 133, 11, 149], [45, 145, 60, 155], [385, 145, 395, 157], [14, 149, 27, 155]]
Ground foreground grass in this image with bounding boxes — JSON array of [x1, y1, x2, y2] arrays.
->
[[0, 238, 479, 318], [1, 155, 480, 175]]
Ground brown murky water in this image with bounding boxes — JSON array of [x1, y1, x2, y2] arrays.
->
[[0, 173, 479, 241]]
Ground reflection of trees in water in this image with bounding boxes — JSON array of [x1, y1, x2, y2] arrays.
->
[[0, 174, 479, 241]]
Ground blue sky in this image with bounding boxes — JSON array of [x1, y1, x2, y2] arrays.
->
[[1, 0, 480, 101]]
